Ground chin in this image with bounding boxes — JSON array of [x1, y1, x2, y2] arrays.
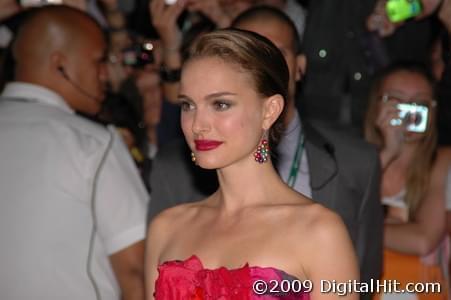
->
[[195, 158, 222, 170]]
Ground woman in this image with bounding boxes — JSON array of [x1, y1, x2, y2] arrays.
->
[[365, 62, 450, 300], [145, 29, 358, 299]]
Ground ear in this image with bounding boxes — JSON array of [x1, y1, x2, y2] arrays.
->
[[262, 94, 284, 130], [295, 54, 307, 82], [49, 51, 66, 74]]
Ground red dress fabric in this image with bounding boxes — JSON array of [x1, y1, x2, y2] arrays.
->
[[154, 255, 310, 300]]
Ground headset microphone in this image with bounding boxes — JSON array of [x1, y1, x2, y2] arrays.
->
[[58, 66, 102, 102]]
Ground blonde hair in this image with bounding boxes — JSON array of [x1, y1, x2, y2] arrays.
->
[[364, 62, 438, 218]]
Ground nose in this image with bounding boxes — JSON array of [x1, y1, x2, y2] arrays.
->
[[191, 109, 210, 136]]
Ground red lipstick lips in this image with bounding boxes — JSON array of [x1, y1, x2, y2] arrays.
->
[[194, 140, 223, 151]]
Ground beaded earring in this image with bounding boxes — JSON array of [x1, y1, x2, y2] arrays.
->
[[254, 139, 269, 163], [191, 152, 196, 163]]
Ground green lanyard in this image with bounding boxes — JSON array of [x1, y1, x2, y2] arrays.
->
[[286, 130, 305, 188]]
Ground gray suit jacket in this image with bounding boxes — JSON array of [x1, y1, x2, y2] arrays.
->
[[148, 122, 383, 296]]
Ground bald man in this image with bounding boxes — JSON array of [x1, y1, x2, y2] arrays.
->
[[0, 6, 147, 300]]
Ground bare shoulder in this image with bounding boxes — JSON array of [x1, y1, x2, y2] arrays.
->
[[287, 195, 359, 287], [299, 201, 349, 241], [283, 192, 350, 243], [148, 198, 209, 236]]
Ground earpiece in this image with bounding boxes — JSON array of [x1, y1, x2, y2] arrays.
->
[[58, 66, 68, 79], [57, 66, 100, 102]]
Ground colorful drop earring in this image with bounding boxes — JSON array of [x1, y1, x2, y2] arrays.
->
[[254, 139, 269, 163]]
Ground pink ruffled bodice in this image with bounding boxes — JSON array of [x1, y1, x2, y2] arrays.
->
[[154, 255, 310, 300]]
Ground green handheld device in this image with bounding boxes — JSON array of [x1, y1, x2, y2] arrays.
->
[[385, 0, 422, 23]]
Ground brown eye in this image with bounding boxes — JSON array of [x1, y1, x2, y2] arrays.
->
[[213, 101, 231, 111], [180, 101, 195, 112]]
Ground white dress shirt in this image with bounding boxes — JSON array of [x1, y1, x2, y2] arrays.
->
[[0, 82, 148, 300], [277, 111, 312, 198]]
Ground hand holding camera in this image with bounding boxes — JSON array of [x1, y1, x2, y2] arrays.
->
[[376, 98, 406, 163], [392, 103, 429, 133], [149, 0, 186, 52]]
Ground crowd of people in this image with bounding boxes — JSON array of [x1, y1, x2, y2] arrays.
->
[[0, 0, 451, 299]]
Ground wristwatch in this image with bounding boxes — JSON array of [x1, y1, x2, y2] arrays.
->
[[160, 66, 181, 83]]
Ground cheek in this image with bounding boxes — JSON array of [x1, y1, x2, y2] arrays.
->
[[180, 113, 193, 141], [222, 110, 261, 144]]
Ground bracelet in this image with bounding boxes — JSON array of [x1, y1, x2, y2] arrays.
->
[[160, 66, 181, 83]]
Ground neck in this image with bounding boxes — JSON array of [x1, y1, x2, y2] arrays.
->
[[214, 155, 287, 214]]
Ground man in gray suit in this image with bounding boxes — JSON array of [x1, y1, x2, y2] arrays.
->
[[149, 6, 383, 297]]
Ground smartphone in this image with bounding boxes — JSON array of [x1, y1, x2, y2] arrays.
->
[[385, 0, 422, 23], [165, 0, 178, 5], [19, 0, 63, 8], [122, 42, 155, 68], [397, 103, 429, 133]]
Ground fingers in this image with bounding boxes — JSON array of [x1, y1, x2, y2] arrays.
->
[[149, 0, 185, 47], [376, 101, 399, 128], [416, 0, 443, 19], [150, 0, 164, 20], [366, 0, 409, 37], [438, 0, 451, 32]]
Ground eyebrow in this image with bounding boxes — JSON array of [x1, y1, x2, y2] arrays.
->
[[205, 92, 237, 99], [178, 92, 238, 101]]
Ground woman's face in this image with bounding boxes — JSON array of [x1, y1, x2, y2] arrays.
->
[[378, 70, 435, 141], [179, 57, 269, 169]]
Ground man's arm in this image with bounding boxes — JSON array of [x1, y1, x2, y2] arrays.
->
[[110, 240, 145, 300]]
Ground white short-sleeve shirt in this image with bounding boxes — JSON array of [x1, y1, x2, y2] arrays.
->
[[0, 82, 149, 300]]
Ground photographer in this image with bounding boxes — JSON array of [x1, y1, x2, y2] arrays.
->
[[364, 61, 451, 300], [102, 35, 164, 189]]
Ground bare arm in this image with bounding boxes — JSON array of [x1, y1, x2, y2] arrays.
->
[[384, 148, 451, 255], [149, 0, 185, 104], [110, 240, 145, 300], [144, 213, 171, 300], [306, 210, 359, 300]]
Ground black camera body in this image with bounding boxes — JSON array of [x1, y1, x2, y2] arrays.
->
[[122, 42, 154, 68]]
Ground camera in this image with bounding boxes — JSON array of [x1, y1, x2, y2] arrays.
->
[[122, 42, 155, 68], [385, 0, 422, 23], [394, 103, 429, 133], [18, 0, 62, 8]]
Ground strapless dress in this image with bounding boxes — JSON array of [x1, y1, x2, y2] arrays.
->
[[154, 255, 310, 299]]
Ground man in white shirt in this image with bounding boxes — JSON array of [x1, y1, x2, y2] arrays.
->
[[0, 6, 148, 300]]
